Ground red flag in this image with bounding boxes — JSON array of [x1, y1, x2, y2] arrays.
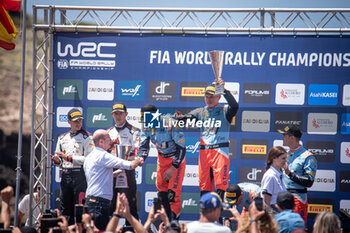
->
[[0, 1, 18, 50], [3, 0, 21, 12]]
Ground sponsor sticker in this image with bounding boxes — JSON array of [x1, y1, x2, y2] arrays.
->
[[343, 85, 350, 106], [183, 165, 199, 186], [308, 84, 338, 106], [309, 169, 336, 192], [149, 81, 176, 101], [341, 113, 350, 135], [180, 193, 200, 213], [241, 139, 268, 160], [275, 83, 305, 105], [340, 142, 350, 164], [145, 191, 158, 212], [273, 112, 303, 133], [87, 107, 113, 128], [56, 107, 83, 128], [307, 113, 337, 135], [240, 167, 264, 185], [220, 82, 240, 103], [87, 80, 114, 101], [117, 80, 145, 101], [340, 170, 350, 192], [185, 137, 201, 158], [241, 111, 270, 132], [57, 79, 83, 100], [180, 82, 207, 102], [306, 141, 335, 162], [145, 163, 157, 184], [243, 83, 271, 104]]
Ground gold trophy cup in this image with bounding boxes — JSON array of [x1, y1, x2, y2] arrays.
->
[[209, 50, 225, 95]]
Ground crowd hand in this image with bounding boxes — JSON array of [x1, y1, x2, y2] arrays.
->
[[158, 222, 167, 233], [50, 154, 61, 165], [249, 201, 265, 221], [116, 225, 123, 233], [180, 223, 187, 233], [119, 193, 131, 218], [1, 186, 13, 203], [174, 110, 184, 119], [57, 215, 69, 233], [11, 227, 21, 233], [163, 166, 176, 182], [113, 169, 124, 177], [132, 157, 144, 167], [228, 207, 243, 228], [158, 205, 170, 226]]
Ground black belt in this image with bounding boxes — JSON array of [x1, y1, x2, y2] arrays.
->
[[62, 168, 83, 173], [287, 188, 307, 194], [200, 142, 229, 150], [87, 195, 111, 204]]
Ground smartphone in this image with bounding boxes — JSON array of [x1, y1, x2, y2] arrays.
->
[[153, 197, 161, 212], [254, 197, 263, 211], [41, 218, 62, 229], [220, 209, 233, 218], [75, 204, 84, 223]]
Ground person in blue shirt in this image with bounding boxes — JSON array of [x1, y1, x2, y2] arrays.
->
[[274, 191, 305, 233], [278, 125, 317, 226]]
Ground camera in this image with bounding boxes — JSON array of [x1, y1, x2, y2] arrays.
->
[[41, 218, 62, 229]]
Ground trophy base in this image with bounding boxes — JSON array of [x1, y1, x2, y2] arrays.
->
[[212, 82, 225, 95]]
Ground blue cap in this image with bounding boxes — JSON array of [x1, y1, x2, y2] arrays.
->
[[199, 192, 222, 209]]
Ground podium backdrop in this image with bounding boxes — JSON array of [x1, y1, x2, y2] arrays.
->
[[52, 32, 350, 226]]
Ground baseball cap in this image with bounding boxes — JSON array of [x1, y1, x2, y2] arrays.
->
[[67, 108, 83, 121], [199, 192, 222, 209], [205, 84, 216, 95], [277, 125, 302, 138], [224, 184, 242, 205], [112, 102, 127, 113], [276, 191, 295, 210]]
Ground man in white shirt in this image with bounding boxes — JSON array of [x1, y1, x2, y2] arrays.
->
[[187, 192, 231, 233], [83, 129, 143, 230], [17, 185, 41, 227]]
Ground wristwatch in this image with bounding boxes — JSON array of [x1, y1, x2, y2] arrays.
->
[[113, 212, 122, 218], [249, 219, 257, 224]]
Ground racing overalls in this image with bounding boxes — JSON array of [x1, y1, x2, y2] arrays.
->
[[188, 89, 238, 198], [138, 116, 186, 221], [283, 145, 317, 225], [107, 121, 140, 224], [55, 129, 94, 224]]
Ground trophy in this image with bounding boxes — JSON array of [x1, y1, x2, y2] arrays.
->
[[114, 145, 131, 188], [209, 50, 225, 95]]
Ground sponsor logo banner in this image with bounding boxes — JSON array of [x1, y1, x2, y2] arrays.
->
[[229, 138, 237, 159], [340, 200, 350, 215], [343, 85, 350, 106], [340, 142, 350, 164], [241, 139, 268, 160], [183, 165, 199, 186], [56, 41, 116, 70], [240, 167, 264, 185], [243, 83, 271, 104], [180, 193, 200, 213], [126, 108, 142, 129], [220, 82, 240, 103], [145, 191, 158, 212], [57, 79, 83, 100], [180, 82, 207, 102], [309, 169, 336, 192], [87, 80, 114, 101], [185, 137, 200, 158], [306, 141, 335, 162], [241, 111, 270, 132], [340, 170, 350, 192], [308, 84, 338, 106], [307, 113, 337, 135], [273, 112, 303, 133], [117, 80, 145, 101], [308, 198, 334, 219], [56, 107, 83, 128], [341, 113, 350, 135], [87, 107, 113, 128], [149, 81, 176, 101], [275, 83, 305, 105], [135, 166, 142, 185], [145, 163, 157, 185]]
